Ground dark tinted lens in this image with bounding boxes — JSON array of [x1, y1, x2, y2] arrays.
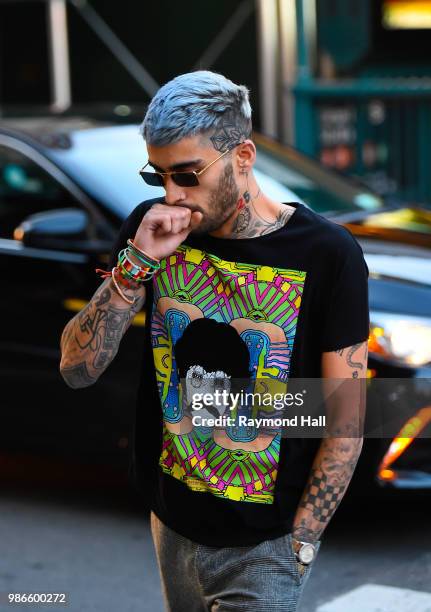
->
[[140, 171, 164, 187], [172, 172, 199, 187]]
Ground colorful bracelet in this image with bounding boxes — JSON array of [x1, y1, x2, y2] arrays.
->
[[95, 266, 143, 293], [117, 252, 157, 284], [111, 267, 136, 305], [95, 267, 112, 280], [125, 247, 155, 270], [122, 247, 152, 272], [95, 241, 158, 288], [115, 269, 142, 291], [127, 239, 160, 269], [118, 249, 150, 282]]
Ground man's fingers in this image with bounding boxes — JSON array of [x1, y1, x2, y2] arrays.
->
[[176, 211, 203, 239], [152, 213, 172, 234], [140, 206, 201, 240], [190, 211, 203, 230], [171, 217, 187, 234]]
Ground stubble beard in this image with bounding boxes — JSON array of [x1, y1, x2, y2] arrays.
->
[[190, 162, 240, 235]]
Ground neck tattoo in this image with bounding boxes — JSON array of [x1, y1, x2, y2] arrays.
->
[[230, 173, 294, 239]]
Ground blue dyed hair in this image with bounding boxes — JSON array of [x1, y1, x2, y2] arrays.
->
[[141, 70, 252, 149]]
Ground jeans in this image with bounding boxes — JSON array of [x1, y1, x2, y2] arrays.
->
[[150, 511, 321, 612]]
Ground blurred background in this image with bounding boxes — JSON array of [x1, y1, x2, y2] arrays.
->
[[5, 0, 431, 203], [0, 1, 430, 611]]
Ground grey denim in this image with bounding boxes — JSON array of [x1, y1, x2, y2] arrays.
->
[[150, 511, 321, 612]]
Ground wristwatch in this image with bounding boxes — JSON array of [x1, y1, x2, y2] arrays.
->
[[291, 538, 316, 565]]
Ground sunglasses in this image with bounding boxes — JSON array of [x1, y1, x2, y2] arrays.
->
[[139, 142, 242, 188]]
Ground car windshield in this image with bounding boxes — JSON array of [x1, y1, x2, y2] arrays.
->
[[253, 134, 383, 215], [48, 125, 383, 218]]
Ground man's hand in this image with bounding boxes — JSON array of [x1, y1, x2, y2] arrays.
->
[[133, 203, 203, 261]]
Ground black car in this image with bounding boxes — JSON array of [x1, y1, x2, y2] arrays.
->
[[1, 118, 430, 491]]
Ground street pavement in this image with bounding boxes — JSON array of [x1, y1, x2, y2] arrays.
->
[[1, 462, 430, 612]]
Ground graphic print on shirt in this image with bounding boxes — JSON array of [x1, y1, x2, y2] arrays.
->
[[150, 245, 306, 504]]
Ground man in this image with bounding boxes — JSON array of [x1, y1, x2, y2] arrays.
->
[[60, 70, 369, 611]]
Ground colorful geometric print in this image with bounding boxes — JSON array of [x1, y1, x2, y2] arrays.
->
[[160, 425, 281, 504], [150, 244, 307, 504]]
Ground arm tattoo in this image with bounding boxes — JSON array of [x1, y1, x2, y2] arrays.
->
[[334, 342, 367, 378], [293, 436, 363, 542], [95, 288, 111, 307], [346, 342, 365, 378], [60, 361, 95, 389], [299, 469, 346, 522], [294, 342, 367, 541], [77, 305, 108, 351], [60, 279, 145, 388]]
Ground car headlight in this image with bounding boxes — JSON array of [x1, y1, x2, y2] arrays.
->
[[369, 311, 431, 367]]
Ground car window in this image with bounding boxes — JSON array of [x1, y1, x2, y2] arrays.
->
[[0, 145, 80, 239], [254, 143, 383, 215]]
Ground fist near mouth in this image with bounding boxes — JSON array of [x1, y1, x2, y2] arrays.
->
[[132, 203, 203, 261]]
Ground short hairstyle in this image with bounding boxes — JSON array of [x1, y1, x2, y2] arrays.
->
[[140, 70, 252, 150]]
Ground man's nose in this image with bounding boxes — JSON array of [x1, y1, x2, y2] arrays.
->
[[164, 175, 187, 205]]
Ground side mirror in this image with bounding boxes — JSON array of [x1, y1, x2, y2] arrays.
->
[[14, 208, 112, 253]]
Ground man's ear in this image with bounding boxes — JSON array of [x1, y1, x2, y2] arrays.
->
[[235, 139, 256, 171]]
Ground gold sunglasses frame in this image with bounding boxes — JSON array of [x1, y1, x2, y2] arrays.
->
[[139, 142, 242, 187]]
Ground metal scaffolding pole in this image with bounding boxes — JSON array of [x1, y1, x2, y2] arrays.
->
[[294, 0, 318, 154], [70, 0, 159, 98], [193, 0, 254, 70], [255, 0, 279, 139], [296, 0, 317, 81], [278, 0, 298, 145], [47, 0, 71, 111]]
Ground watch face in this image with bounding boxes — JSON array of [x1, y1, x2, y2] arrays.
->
[[299, 543, 315, 564]]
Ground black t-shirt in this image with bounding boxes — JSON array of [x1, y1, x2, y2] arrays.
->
[[108, 198, 369, 546]]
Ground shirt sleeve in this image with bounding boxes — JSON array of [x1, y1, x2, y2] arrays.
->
[[320, 228, 370, 352]]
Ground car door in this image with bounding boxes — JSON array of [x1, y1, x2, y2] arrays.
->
[[0, 135, 137, 465]]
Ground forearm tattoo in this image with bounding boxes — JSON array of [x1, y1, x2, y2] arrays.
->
[[60, 279, 145, 388], [293, 436, 363, 542], [60, 361, 95, 389]]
